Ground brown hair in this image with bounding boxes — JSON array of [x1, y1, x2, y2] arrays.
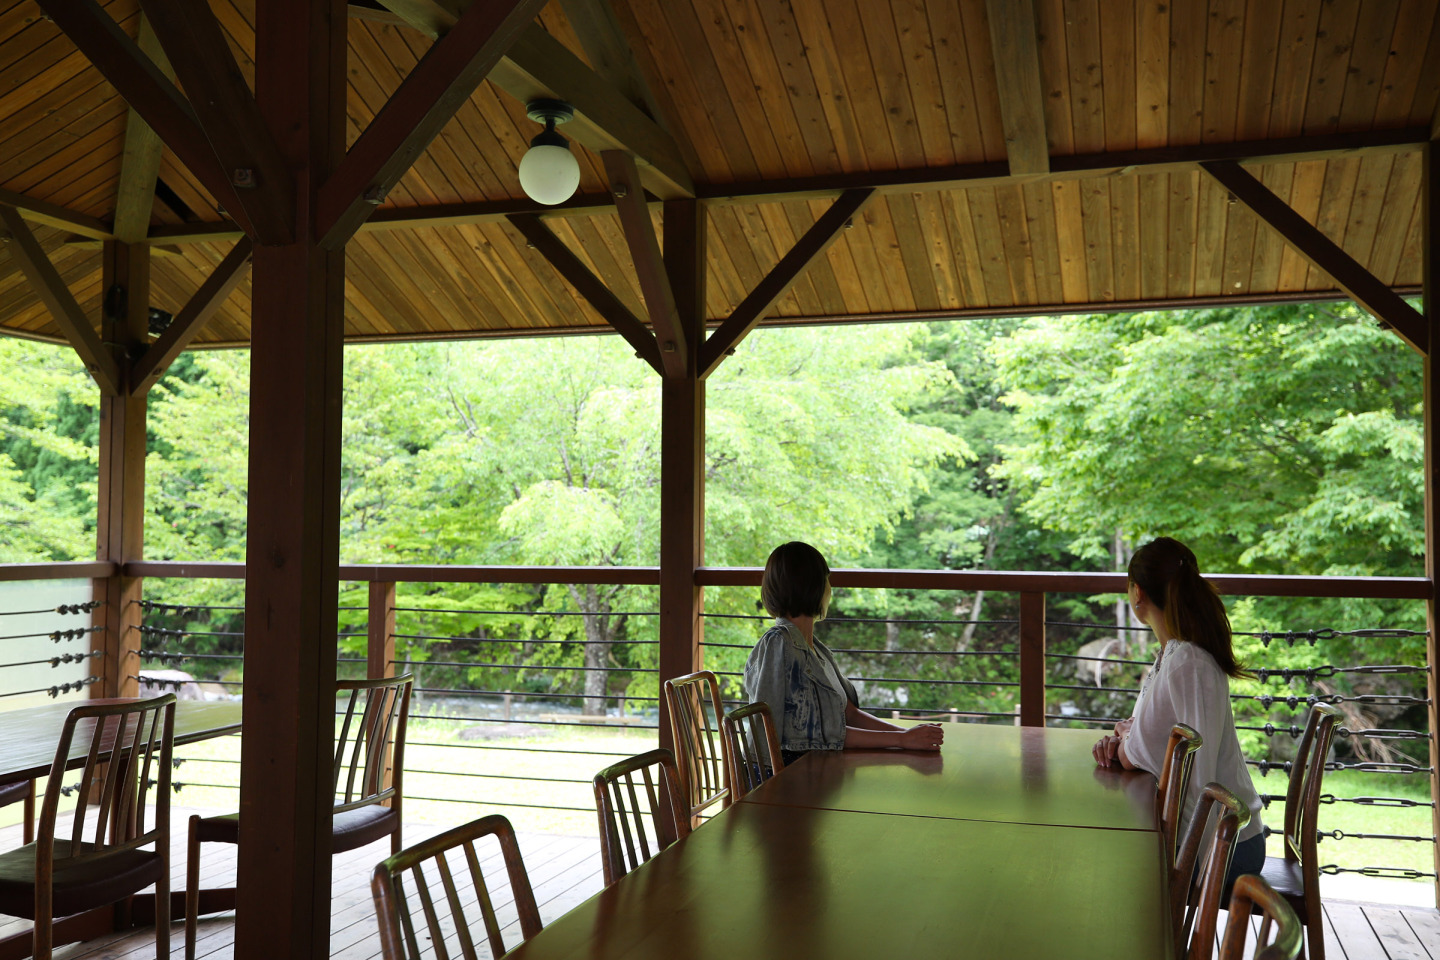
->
[[1127, 537, 1250, 679], [761, 542, 830, 619]]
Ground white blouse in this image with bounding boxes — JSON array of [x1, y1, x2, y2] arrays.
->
[[1124, 639, 1264, 843]]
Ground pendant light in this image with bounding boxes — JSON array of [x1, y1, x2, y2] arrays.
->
[[518, 99, 580, 205]]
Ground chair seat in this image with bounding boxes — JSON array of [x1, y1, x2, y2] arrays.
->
[[0, 782, 28, 807], [0, 840, 164, 919], [195, 805, 398, 854], [1259, 855, 1307, 906]]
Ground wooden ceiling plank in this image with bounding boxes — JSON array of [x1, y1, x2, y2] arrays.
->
[[1336, 0, 1404, 131], [995, 183, 1040, 303], [1305, 156, 1362, 290], [924, 0, 988, 164], [724, 0, 815, 177], [705, 207, 761, 311], [131, 236, 252, 393], [822, 0, 899, 171], [1079, 178, 1116, 301], [1247, 162, 1295, 293], [699, 187, 873, 378], [870, 196, 920, 310], [555, 0, 663, 121], [1048, 179, 1087, 302], [563, 215, 646, 318], [1374, 0, 1438, 127], [1193, 172, 1229, 296], [475, 220, 577, 329], [33, 0, 252, 236], [787, 0, 867, 172], [1097, 0, 1135, 152], [0, 205, 118, 393], [139, 0, 293, 244], [1234, 0, 1282, 142], [964, 187, 1014, 305], [0, 70, 109, 173], [601, 150, 683, 375], [1301, 0, 1362, 135], [683, 2, 787, 179], [318, 0, 548, 247], [855, 1, 926, 170], [892, 0, 957, 167], [113, 16, 169, 243], [1200, 0, 1246, 145], [1277, 159, 1327, 290], [1220, 181, 1260, 297], [1369, 150, 1425, 284], [1059, 0, 1104, 155], [889, 193, 943, 311], [754, 0, 841, 174], [912, 191, 960, 310], [1031, 0, 1074, 158], [1020, 179, 1064, 304], [1132, 0, 1169, 149], [985, 0, 1049, 174], [1342, 153, 1399, 272], [961, 0, 1010, 162], [1167, 0, 1207, 143], [1267, 0, 1321, 137], [1165, 170, 1199, 298], [1108, 175, 1140, 301], [1136, 172, 1169, 299], [507, 212, 660, 371], [3, 92, 127, 196], [1203, 158, 1425, 352], [785, 200, 851, 315]]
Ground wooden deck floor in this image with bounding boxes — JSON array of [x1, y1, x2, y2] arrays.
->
[[1, 811, 1436, 959]]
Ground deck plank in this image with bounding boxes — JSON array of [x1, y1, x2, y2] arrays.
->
[[1327, 901, 1390, 960], [1363, 905, 1432, 960], [1400, 909, 1440, 960]]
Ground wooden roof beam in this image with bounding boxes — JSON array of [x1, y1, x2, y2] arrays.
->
[[318, 0, 548, 248], [0, 207, 120, 395], [985, 0, 1049, 177], [35, 0, 255, 239], [368, 2, 693, 200], [139, 0, 295, 244], [555, 0, 667, 126], [602, 151, 685, 378], [129, 238, 253, 396], [507, 214, 661, 373], [1202, 159, 1426, 354], [699, 189, 874, 378], [112, 16, 168, 243], [0, 191, 110, 241]]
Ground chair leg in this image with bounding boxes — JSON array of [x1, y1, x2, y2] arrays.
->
[[33, 880, 52, 960], [1304, 894, 1324, 960], [186, 815, 201, 960], [157, 846, 171, 960], [21, 781, 33, 845]]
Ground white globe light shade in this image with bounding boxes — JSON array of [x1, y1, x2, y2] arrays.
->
[[518, 143, 581, 205]]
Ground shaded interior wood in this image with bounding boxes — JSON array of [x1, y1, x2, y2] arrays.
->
[[0, 0, 1434, 348]]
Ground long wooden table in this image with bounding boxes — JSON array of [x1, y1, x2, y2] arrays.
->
[[0, 698, 243, 960], [506, 723, 1174, 960]]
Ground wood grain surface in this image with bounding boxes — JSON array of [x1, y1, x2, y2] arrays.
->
[[0, 698, 240, 785], [743, 723, 1158, 831]]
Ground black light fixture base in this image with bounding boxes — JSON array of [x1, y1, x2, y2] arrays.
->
[[526, 99, 574, 126]]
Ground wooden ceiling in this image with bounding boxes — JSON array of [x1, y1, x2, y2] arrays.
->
[[0, 0, 1435, 348]]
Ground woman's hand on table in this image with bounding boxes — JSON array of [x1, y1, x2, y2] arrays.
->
[[897, 723, 944, 751]]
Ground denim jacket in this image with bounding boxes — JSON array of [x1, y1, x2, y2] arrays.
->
[[743, 618, 859, 760]]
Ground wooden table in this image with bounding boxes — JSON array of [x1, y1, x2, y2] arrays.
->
[[0, 698, 243, 960], [506, 723, 1173, 960]]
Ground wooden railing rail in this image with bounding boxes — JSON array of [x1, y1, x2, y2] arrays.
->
[[0, 561, 116, 581]]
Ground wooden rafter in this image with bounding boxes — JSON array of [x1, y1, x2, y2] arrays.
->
[[985, 0, 1049, 177], [699, 189, 874, 378], [0, 207, 120, 395], [139, 0, 295, 244], [555, 0, 666, 123], [602, 151, 685, 378], [1202, 160, 1426, 354], [0, 190, 110, 241], [317, 0, 548, 248], [141, 129, 1429, 246], [507, 214, 661, 373], [130, 239, 254, 395], [370, 2, 693, 200], [34, 0, 254, 238], [112, 16, 169, 243]]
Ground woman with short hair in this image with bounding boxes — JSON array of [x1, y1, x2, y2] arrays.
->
[[744, 541, 944, 765]]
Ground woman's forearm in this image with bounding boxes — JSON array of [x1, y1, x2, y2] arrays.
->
[[845, 702, 903, 731], [843, 725, 905, 749]]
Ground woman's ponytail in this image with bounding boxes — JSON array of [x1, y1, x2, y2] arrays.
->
[[1130, 537, 1250, 679]]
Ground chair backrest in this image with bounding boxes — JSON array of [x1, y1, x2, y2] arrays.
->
[[334, 674, 413, 814], [1282, 704, 1342, 870], [38, 695, 177, 865], [592, 748, 690, 886], [663, 670, 730, 823], [1173, 781, 1251, 960], [721, 702, 784, 799], [1219, 874, 1304, 960], [371, 814, 542, 960], [1157, 723, 1203, 864]]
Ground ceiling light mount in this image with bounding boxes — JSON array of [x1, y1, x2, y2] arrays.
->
[[518, 100, 581, 206]]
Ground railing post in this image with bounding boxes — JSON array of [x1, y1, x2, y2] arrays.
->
[[1018, 591, 1045, 727], [367, 580, 396, 680], [1420, 132, 1439, 907]]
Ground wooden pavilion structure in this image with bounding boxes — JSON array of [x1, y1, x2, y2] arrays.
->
[[0, 0, 1436, 956]]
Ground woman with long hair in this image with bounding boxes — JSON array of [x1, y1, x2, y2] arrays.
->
[[1093, 536, 1264, 896], [744, 541, 944, 765]]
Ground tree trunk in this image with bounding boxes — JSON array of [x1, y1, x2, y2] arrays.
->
[[958, 591, 986, 651], [582, 584, 609, 717], [885, 619, 901, 651]]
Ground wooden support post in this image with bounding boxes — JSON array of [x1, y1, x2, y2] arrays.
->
[[236, 2, 345, 958], [368, 581, 396, 680], [1018, 592, 1045, 728], [91, 242, 149, 701], [1421, 135, 1440, 908], [656, 199, 706, 758]]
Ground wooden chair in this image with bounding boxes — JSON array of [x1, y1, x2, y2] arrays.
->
[[721, 702, 784, 799], [1158, 723, 1203, 863], [592, 748, 690, 886], [0, 694, 176, 960], [1219, 874, 1304, 960], [186, 674, 413, 959], [1173, 781, 1251, 960], [0, 780, 34, 844], [371, 813, 542, 960], [1258, 703, 1343, 960], [663, 670, 731, 825]]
